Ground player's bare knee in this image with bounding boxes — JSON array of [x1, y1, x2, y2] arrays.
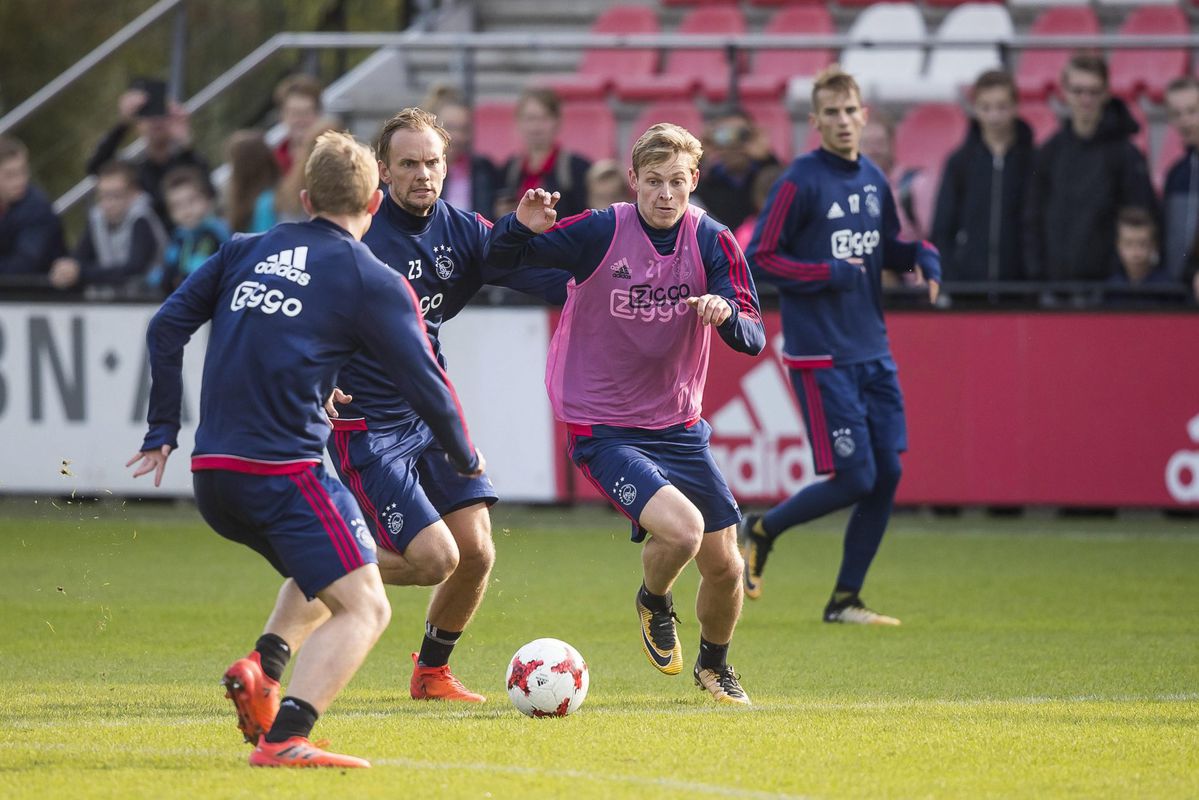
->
[[701, 545, 743, 588], [453, 539, 495, 583], [360, 586, 392, 634]]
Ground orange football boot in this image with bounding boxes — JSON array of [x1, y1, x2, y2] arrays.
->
[[249, 736, 370, 768], [409, 652, 486, 702], [222, 651, 280, 743]]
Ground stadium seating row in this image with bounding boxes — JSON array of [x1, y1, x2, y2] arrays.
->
[[472, 97, 1184, 193], [543, 4, 1194, 105]]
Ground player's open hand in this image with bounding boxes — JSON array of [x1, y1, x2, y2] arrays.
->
[[686, 294, 733, 327], [125, 445, 173, 488], [324, 387, 352, 421], [516, 188, 561, 234]]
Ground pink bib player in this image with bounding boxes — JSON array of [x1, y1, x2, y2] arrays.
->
[[547, 202, 710, 428]]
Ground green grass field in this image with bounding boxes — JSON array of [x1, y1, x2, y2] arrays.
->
[[1, 499, 1196, 799]]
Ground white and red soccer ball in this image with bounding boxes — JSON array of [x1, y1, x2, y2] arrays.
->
[[505, 638, 589, 718]]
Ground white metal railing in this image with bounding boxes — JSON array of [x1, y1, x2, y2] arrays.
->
[[52, 28, 1199, 214]]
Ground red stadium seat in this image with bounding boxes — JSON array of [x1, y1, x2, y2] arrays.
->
[[894, 103, 968, 173], [627, 102, 705, 156], [542, 5, 659, 101], [738, 6, 834, 102], [1127, 99, 1150, 157], [923, 0, 1000, 6], [661, 0, 738, 5], [1015, 7, 1100, 101], [559, 102, 618, 162], [472, 100, 519, 164], [1109, 6, 1189, 103], [1020, 101, 1060, 145], [746, 0, 826, 6], [744, 102, 795, 162], [615, 6, 747, 102], [837, 0, 892, 7]]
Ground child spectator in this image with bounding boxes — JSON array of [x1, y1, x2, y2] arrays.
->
[[1105, 207, 1180, 307], [149, 167, 229, 294], [272, 74, 323, 174], [49, 160, 165, 297]]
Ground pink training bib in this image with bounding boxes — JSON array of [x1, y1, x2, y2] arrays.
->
[[547, 202, 710, 428]]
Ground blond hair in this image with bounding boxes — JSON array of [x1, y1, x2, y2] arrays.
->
[[376, 107, 450, 165], [811, 64, 862, 112], [630, 123, 703, 175], [304, 131, 378, 215]]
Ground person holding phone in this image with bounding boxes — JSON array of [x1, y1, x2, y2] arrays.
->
[[85, 77, 212, 230]]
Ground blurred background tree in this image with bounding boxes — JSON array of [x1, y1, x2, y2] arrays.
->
[[0, 0, 407, 230]]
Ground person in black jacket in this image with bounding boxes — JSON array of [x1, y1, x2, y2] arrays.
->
[[0, 135, 64, 283], [932, 71, 1034, 283], [1024, 54, 1156, 282], [85, 82, 212, 230], [1161, 76, 1199, 302], [495, 87, 590, 220]]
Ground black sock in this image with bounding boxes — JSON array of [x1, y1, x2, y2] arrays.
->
[[698, 637, 729, 671], [417, 622, 462, 668], [637, 583, 672, 612], [832, 585, 859, 604], [255, 633, 290, 683], [264, 696, 318, 743]]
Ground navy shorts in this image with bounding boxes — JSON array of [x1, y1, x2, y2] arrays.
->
[[567, 418, 741, 543], [193, 465, 378, 600], [788, 355, 907, 476], [328, 420, 498, 554]]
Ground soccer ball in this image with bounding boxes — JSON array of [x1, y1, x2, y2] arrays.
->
[[505, 638, 589, 718]]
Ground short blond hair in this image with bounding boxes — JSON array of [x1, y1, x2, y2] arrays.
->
[[377, 107, 450, 165], [304, 131, 378, 215], [630, 123, 703, 175], [811, 64, 862, 112]]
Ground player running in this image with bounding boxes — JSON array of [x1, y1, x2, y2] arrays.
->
[[127, 132, 483, 768], [229, 107, 568, 716], [488, 123, 766, 705], [742, 66, 941, 625]]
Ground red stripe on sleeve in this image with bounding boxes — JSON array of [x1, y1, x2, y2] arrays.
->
[[475, 212, 494, 229], [717, 230, 760, 322], [548, 210, 593, 232]]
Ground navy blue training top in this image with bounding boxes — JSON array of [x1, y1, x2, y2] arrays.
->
[[141, 217, 478, 474], [747, 148, 940, 367], [335, 194, 570, 426]]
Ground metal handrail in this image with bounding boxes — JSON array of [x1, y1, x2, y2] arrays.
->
[[0, 0, 186, 136], [52, 27, 1199, 214]]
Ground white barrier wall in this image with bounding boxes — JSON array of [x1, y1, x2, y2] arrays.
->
[[0, 303, 557, 501]]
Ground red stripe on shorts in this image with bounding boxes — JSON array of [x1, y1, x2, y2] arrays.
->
[[333, 431, 397, 553], [300, 468, 365, 571], [801, 370, 835, 474], [289, 470, 355, 572]]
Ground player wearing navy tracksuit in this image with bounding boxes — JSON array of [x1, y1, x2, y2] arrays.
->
[[742, 68, 941, 626], [303, 108, 569, 703], [141, 218, 477, 596], [129, 131, 480, 768]]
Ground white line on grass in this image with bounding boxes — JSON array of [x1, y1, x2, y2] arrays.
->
[[373, 757, 812, 799], [4, 692, 1194, 732]]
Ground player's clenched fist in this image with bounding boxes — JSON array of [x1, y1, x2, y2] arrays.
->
[[685, 294, 733, 327], [516, 188, 561, 234]]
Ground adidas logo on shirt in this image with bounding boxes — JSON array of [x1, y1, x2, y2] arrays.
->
[[826, 202, 845, 220], [610, 258, 632, 280], [254, 247, 311, 286]]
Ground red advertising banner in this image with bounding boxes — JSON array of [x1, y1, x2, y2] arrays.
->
[[556, 311, 1199, 508]]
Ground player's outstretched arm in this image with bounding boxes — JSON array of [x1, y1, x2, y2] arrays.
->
[[140, 249, 226, 458], [357, 265, 481, 476]]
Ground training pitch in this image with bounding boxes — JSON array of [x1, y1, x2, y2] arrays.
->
[[1, 500, 1196, 798]]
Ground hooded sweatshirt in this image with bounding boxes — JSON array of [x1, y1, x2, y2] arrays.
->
[[931, 118, 1035, 282], [1023, 97, 1157, 281]]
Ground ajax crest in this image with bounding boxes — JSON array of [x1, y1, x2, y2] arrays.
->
[[433, 244, 455, 279]]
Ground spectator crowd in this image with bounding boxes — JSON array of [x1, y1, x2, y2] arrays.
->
[[2, 56, 1197, 306]]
